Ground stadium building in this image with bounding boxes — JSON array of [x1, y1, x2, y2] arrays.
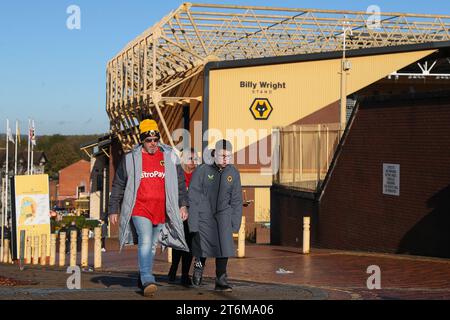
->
[[82, 3, 450, 258]]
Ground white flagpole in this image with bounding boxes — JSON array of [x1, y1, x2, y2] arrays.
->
[[1, 119, 10, 261], [31, 120, 34, 175], [0, 177, 4, 262], [27, 119, 30, 175], [5, 120, 10, 229], [14, 120, 18, 175]]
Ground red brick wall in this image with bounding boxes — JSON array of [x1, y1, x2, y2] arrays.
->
[[58, 160, 91, 200], [319, 94, 450, 258], [49, 179, 58, 203]]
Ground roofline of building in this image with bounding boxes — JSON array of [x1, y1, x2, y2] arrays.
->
[[204, 40, 450, 73], [58, 159, 91, 174], [202, 41, 450, 152], [79, 141, 98, 149], [79, 133, 111, 149]]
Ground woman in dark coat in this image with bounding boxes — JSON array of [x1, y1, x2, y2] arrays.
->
[[188, 140, 243, 291], [167, 148, 199, 287]]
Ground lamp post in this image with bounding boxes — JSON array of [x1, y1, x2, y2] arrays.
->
[[340, 21, 353, 134]]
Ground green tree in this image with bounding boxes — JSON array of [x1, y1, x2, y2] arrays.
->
[[2, 133, 104, 178], [46, 142, 80, 179]]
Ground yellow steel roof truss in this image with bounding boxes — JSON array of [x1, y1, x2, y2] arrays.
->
[[106, 3, 450, 151]]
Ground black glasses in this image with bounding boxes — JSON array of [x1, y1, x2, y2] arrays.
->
[[144, 138, 159, 143], [217, 154, 232, 159]]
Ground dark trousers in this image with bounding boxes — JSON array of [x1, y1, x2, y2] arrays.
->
[[169, 221, 193, 276], [198, 257, 228, 278]]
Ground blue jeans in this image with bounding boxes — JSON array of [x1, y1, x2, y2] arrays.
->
[[132, 216, 163, 286]]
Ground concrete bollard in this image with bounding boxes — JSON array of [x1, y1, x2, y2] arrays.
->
[[25, 236, 32, 264], [8, 240, 13, 264], [40, 234, 47, 266], [167, 247, 172, 263], [70, 230, 77, 267], [81, 229, 89, 268], [2, 240, 7, 263], [303, 216, 311, 254], [94, 227, 102, 269], [3, 239, 11, 264], [237, 216, 246, 258], [32, 236, 40, 265], [59, 232, 66, 267], [49, 234, 56, 266]]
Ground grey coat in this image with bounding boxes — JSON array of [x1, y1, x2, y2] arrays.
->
[[108, 144, 189, 252], [187, 163, 243, 258]]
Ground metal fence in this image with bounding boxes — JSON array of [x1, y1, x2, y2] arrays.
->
[[274, 123, 343, 192]]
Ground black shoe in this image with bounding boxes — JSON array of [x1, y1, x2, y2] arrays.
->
[[181, 274, 193, 288], [192, 259, 204, 286], [215, 274, 232, 292], [137, 275, 144, 290]]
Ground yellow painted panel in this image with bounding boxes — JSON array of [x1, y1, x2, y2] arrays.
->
[[241, 173, 272, 187], [15, 174, 49, 195], [254, 188, 271, 223], [208, 50, 436, 151], [14, 175, 51, 258]]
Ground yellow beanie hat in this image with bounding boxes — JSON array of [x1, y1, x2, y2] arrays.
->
[[139, 119, 159, 134]]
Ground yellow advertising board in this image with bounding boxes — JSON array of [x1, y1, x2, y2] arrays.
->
[[13, 175, 50, 258]]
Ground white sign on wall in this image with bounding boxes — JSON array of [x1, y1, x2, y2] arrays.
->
[[383, 163, 400, 196]]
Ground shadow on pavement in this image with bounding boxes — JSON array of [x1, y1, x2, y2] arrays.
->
[[90, 273, 139, 288]]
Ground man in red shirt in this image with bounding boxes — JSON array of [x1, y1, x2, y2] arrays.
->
[[131, 138, 167, 225], [109, 118, 189, 297]]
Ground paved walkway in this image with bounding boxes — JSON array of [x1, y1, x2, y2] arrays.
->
[[1, 241, 449, 300]]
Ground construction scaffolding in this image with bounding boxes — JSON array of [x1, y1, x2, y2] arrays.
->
[[106, 2, 450, 151]]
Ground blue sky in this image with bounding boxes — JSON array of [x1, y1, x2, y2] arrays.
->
[[0, 0, 449, 135]]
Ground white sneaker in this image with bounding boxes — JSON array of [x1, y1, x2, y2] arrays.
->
[[101, 248, 106, 252]]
